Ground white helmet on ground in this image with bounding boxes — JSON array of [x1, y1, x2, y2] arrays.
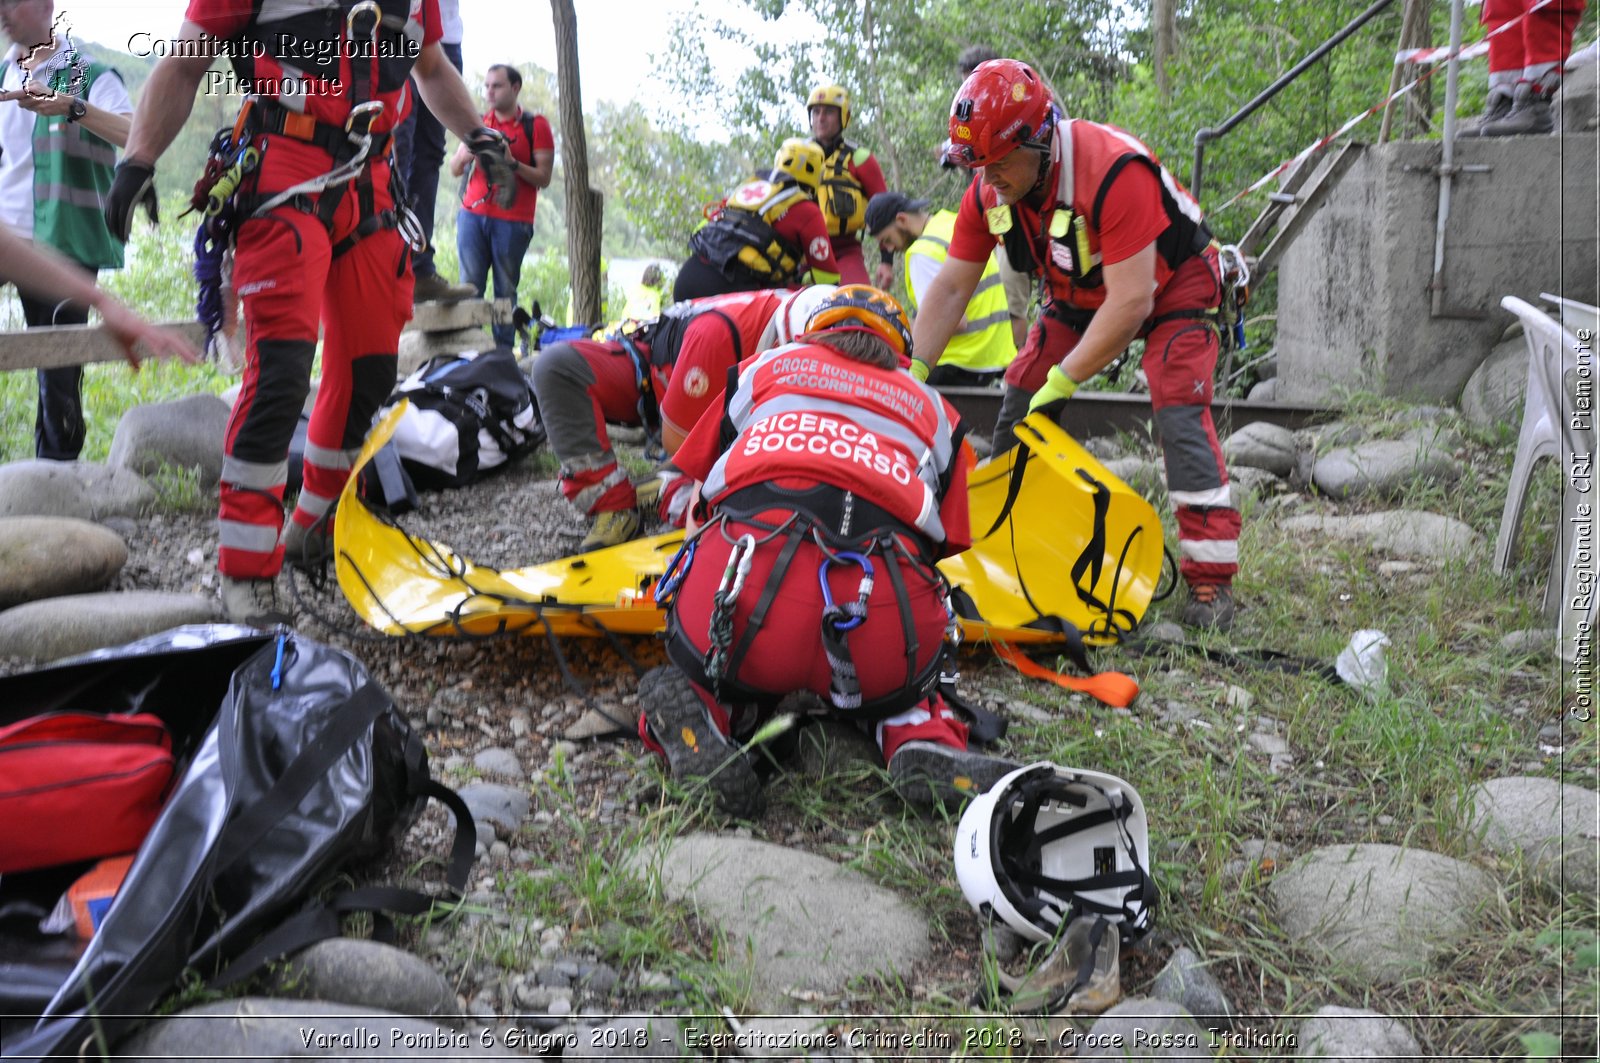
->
[[955, 762, 1156, 944], [758, 284, 840, 351]]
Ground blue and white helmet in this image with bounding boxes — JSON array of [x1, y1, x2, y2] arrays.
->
[[954, 762, 1156, 944]]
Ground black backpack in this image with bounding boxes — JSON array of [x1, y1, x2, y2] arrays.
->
[[0, 626, 474, 1062], [383, 346, 545, 489]]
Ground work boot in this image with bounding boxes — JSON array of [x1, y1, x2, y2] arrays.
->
[[1180, 583, 1236, 630], [888, 741, 1021, 809], [1480, 84, 1555, 136], [1457, 91, 1514, 137], [412, 272, 477, 303], [638, 665, 765, 819], [220, 576, 293, 628], [579, 508, 641, 551], [633, 475, 663, 518], [282, 515, 334, 572]]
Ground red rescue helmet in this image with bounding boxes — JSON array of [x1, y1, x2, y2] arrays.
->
[[946, 59, 1056, 168], [805, 284, 913, 359]]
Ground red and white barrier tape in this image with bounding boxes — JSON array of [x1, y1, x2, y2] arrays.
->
[[1212, 0, 1566, 214], [1396, 0, 1556, 63], [1395, 39, 1489, 64]]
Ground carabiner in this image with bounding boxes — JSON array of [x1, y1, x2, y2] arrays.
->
[[344, 99, 385, 134], [653, 537, 697, 604], [716, 534, 756, 602], [1217, 243, 1250, 290], [346, 0, 381, 41], [818, 551, 874, 631]]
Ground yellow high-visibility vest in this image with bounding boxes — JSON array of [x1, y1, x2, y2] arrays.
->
[[906, 211, 1017, 374]]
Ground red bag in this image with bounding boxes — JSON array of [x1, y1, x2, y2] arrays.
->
[[0, 712, 175, 874]]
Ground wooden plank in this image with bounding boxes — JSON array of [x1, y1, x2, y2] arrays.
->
[[0, 321, 209, 372], [1235, 151, 1324, 256], [1254, 143, 1362, 280], [1, 298, 499, 372]]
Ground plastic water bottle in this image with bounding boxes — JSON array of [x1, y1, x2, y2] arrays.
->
[[1336, 629, 1391, 699], [1061, 915, 1121, 1013]]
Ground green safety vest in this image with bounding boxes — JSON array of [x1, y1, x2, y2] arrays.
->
[[907, 211, 1015, 374], [0, 55, 124, 269]]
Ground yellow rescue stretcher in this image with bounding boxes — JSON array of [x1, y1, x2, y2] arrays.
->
[[335, 405, 1169, 648]]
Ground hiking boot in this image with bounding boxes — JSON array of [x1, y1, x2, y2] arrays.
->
[[1457, 91, 1513, 137], [633, 475, 663, 518], [638, 665, 764, 819], [413, 272, 477, 303], [1180, 583, 1236, 630], [282, 515, 334, 571], [888, 741, 1021, 809], [221, 576, 293, 628], [579, 508, 641, 551], [1480, 89, 1554, 136]]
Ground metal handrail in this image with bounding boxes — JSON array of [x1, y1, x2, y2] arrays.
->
[[1190, 0, 1400, 201]]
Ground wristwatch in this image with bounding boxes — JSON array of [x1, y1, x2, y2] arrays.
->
[[67, 98, 86, 123]]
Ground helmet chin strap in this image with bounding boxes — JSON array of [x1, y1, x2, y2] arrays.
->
[[1022, 104, 1060, 199]]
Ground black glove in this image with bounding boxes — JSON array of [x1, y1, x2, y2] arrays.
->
[[104, 160, 158, 242], [466, 126, 518, 210]]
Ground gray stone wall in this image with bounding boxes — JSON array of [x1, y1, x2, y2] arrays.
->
[[1276, 133, 1598, 403]]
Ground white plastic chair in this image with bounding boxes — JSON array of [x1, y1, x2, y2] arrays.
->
[[1542, 291, 1600, 339], [1492, 296, 1597, 656]]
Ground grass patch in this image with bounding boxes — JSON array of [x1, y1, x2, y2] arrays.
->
[[0, 357, 229, 466]]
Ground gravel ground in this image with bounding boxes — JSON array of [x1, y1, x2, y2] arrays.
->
[[16, 440, 1035, 1028]]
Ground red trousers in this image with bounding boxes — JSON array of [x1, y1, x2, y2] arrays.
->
[[661, 516, 967, 759], [219, 147, 411, 579], [1482, 0, 1586, 75], [528, 339, 649, 516], [1007, 250, 1240, 587], [830, 236, 870, 285]]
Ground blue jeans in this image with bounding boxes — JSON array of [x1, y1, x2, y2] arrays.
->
[[457, 210, 534, 348], [393, 40, 462, 279]]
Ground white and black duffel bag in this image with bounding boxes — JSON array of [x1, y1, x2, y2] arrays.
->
[[382, 348, 545, 489]]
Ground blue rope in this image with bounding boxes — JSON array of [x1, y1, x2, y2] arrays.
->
[[193, 221, 227, 353]]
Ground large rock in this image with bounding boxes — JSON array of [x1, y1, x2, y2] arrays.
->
[[1311, 438, 1461, 500], [271, 939, 459, 1021], [457, 782, 530, 836], [1269, 843, 1494, 982], [0, 591, 219, 662], [115, 998, 500, 1059], [636, 833, 929, 1007], [398, 328, 491, 376], [109, 394, 231, 487], [1458, 329, 1529, 428], [1076, 998, 1210, 1059], [1279, 510, 1482, 564], [1468, 776, 1600, 894], [0, 460, 155, 520], [1296, 1005, 1423, 1061], [1224, 422, 1299, 477], [1150, 947, 1234, 1030], [0, 517, 127, 608]]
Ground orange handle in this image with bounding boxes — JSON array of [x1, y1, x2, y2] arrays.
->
[[995, 642, 1140, 708]]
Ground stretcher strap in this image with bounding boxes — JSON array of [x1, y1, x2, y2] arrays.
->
[[994, 642, 1139, 708]]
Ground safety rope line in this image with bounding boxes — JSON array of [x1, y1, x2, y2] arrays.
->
[[1212, 0, 1558, 215]]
